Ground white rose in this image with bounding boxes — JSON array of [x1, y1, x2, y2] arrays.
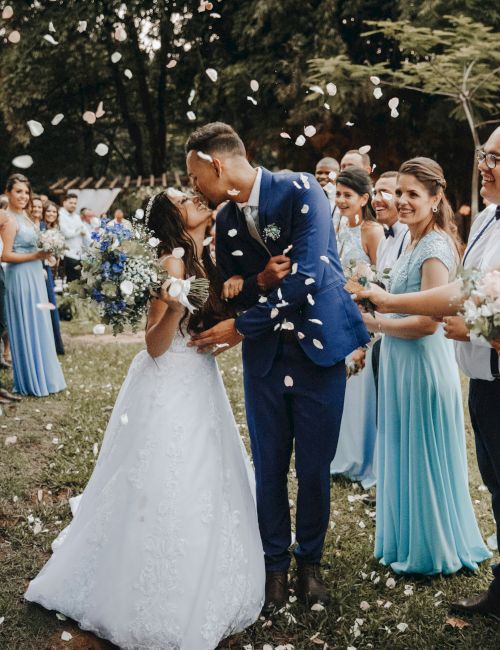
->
[[148, 237, 160, 248], [93, 324, 105, 335], [120, 280, 135, 296]]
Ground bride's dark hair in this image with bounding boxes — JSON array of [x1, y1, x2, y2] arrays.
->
[[145, 191, 231, 332]]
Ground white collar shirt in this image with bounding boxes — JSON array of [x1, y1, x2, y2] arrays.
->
[[375, 220, 410, 273], [455, 203, 500, 380], [59, 208, 87, 260], [237, 167, 262, 212]]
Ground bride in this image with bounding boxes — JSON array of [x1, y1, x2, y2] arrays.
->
[[25, 190, 265, 649]]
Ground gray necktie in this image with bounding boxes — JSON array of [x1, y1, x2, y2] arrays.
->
[[242, 205, 270, 253]]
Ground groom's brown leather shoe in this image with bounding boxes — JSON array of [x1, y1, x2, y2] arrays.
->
[[451, 590, 500, 616], [262, 571, 288, 614], [296, 563, 330, 606]]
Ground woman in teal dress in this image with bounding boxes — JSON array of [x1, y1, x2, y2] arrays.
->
[[362, 158, 490, 575], [2, 174, 66, 397]]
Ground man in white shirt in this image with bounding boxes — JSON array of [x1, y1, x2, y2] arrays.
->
[[108, 208, 133, 231], [59, 192, 88, 281], [444, 129, 500, 615], [315, 157, 341, 233], [370, 171, 409, 389]]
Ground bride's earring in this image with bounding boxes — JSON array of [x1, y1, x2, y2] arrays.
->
[[432, 205, 438, 213]]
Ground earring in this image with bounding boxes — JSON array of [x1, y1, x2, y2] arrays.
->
[[432, 205, 438, 213]]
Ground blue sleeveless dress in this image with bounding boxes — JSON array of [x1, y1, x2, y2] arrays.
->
[[331, 223, 377, 487], [5, 213, 66, 396], [376, 231, 490, 574]]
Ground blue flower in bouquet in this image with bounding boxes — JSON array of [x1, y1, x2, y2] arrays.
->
[[92, 288, 104, 303], [100, 240, 110, 252], [118, 252, 128, 263], [91, 231, 100, 242], [111, 262, 124, 274]]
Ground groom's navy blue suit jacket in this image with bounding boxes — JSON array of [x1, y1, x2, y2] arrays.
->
[[216, 168, 370, 377]]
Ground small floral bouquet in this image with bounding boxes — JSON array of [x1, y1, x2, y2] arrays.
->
[[343, 260, 391, 316], [460, 268, 500, 342], [70, 220, 209, 335], [37, 229, 68, 258]]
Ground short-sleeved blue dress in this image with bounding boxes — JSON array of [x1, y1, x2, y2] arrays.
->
[[376, 231, 490, 574]]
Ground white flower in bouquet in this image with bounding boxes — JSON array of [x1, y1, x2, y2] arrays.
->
[[37, 229, 68, 258], [460, 268, 500, 343]]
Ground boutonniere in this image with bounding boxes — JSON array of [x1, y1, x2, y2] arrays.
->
[[262, 223, 281, 242]]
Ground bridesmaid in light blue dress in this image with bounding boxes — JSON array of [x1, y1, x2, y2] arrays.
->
[[331, 168, 383, 488], [3, 174, 66, 397], [363, 158, 490, 575]]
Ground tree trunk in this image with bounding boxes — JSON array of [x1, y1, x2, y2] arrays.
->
[[156, 17, 170, 172], [103, 27, 145, 175], [124, 13, 161, 175], [461, 95, 480, 219]]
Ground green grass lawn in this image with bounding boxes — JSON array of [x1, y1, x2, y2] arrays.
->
[[0, 324, 499, 650]]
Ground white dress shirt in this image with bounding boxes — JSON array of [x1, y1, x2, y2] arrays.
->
[[237, 167, 262, 212], [108, 218, 133, 230], [375, 220, 410, 273], [59, 208, 88, 260], [455, 203, 500, 380]]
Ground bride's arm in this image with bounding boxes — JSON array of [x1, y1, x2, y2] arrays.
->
[[145, 256, 186, 358]]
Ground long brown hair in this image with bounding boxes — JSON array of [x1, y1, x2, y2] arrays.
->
[[42, 201, 60, 229], [145, 191, 231, 333], [336, 167, 376, 222], [398, 157, 463, 256], [5, 173, 33, 213]]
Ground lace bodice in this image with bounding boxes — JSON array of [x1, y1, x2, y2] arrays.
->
[[389, 231, 456, 316], [337, 222, 371, 267]]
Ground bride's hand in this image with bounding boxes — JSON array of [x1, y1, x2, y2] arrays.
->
[[155, 280, 185, 312], [355, 283, 393, 313]]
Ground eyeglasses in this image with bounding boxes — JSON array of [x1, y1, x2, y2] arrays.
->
[[476, 149, 500, 169]]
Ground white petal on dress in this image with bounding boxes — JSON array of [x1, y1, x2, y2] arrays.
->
[[25, 332, 265, 650]]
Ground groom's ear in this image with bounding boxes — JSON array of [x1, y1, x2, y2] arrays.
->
[[212, 157, 223, 178]]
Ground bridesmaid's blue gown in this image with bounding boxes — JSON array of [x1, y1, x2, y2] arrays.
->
[[376, 231, 490, 574], [331, 223, 377, 487], [5, 214, 66, 396]]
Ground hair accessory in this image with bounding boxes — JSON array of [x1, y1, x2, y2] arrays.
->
[[145, 194, 157, 224]]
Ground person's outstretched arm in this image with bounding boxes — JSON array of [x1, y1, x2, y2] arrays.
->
[[356, 279, 463, 319]]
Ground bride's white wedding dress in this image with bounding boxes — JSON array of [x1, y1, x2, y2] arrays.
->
[[25, 330, 265, 650]]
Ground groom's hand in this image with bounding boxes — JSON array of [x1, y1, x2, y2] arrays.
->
[[257, 255, 291, 291], [188, 318, 243, 355]]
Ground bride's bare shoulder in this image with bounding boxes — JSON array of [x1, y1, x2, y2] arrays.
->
[[159, 254, 185, 278]]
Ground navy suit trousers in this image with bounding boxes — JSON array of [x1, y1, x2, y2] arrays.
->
[[244, 338, 346, 572], [469, 378, 500, 596]]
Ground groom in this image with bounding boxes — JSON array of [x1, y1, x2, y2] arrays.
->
[[186, 123, 369, 610]]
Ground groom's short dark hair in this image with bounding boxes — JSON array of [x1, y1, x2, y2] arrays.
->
[[185, 122, 246, 157]]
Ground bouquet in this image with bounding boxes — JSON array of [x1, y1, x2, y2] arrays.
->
[[37, 229, 68, 258], [460, 268, 500, 343], [343, 260, 391, 316], [71, 220, 209, 335]]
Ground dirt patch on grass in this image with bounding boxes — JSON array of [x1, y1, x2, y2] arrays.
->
[[49, 628, 118, 649], [69, 333, 145, 345]]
